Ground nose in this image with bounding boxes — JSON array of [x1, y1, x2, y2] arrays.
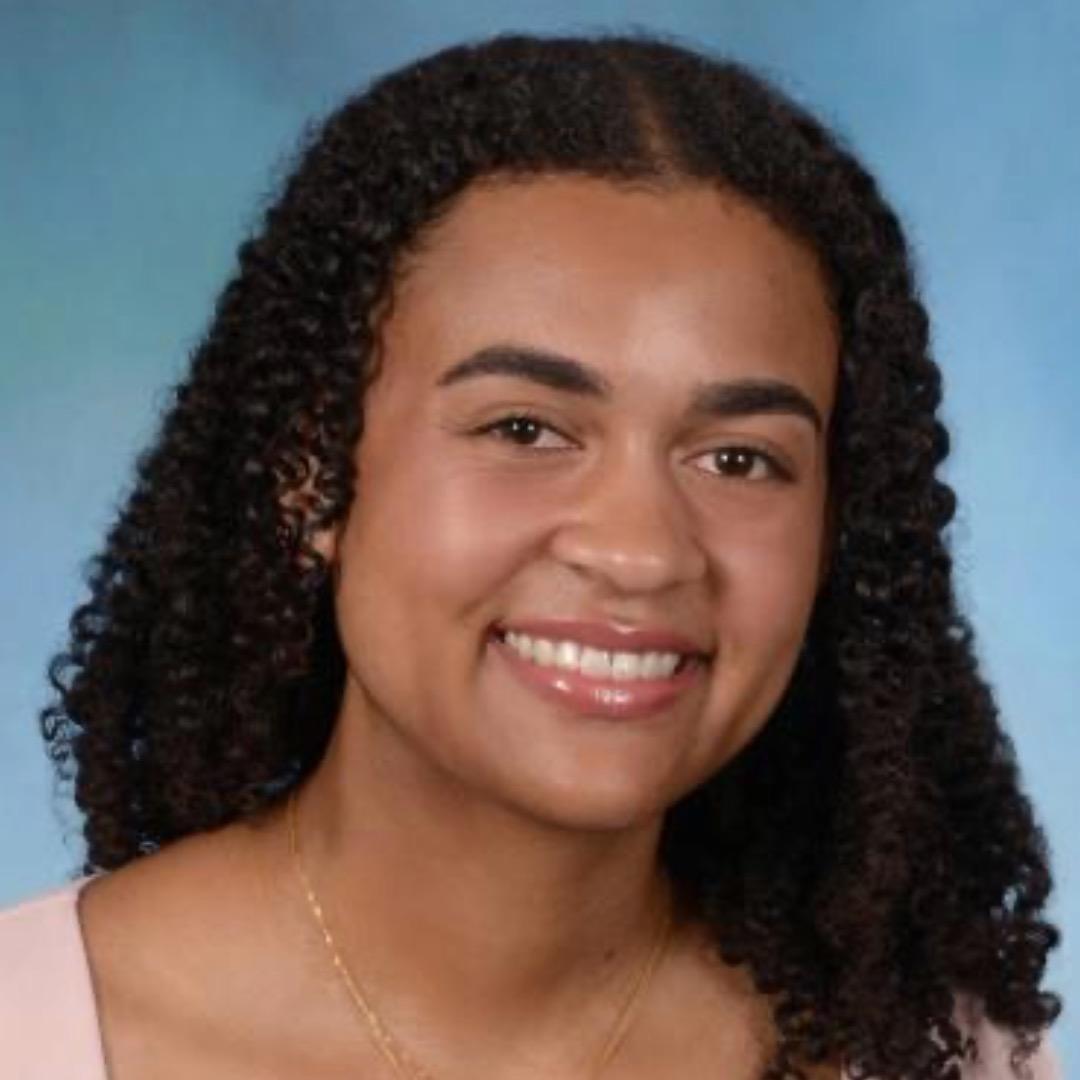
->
[[549, 444, 707, 595]]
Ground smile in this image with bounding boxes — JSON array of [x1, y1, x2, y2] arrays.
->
[[489, 627, 710, 720], [502, 630, 685, 680]]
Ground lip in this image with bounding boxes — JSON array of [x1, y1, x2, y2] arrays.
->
[[493, 617, 710, 657], [488, 631, 709, 721]]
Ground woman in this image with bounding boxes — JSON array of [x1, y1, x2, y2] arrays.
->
[[0, 31, 1062, 1080]]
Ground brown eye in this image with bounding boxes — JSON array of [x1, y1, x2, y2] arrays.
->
[[694, 445, 790, 482], [473, 414, 574, 450]]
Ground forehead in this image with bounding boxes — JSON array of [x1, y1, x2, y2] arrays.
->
[[381, 175, 838, 415]]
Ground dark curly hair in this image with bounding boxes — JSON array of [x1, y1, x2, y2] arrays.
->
[[41, 30, 1060, 1080]]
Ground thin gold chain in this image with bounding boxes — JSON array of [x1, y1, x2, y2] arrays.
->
[[287, 789, 671, 1080]]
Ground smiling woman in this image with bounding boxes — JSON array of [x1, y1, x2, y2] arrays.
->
[[0, 31, 1062, 1080]]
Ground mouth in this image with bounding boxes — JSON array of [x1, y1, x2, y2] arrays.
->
[[489, 626, 709, 677], [486, 624, 712, 721]]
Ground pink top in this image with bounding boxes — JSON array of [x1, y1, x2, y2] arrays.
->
[[0, 877, 1064, 1079], [0, 876, 108, 1079]]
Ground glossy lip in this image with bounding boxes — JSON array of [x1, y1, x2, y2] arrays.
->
[[493, 617, 711, 657], [488, 632, 709, 721]]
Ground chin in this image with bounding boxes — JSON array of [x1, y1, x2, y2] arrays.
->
[[491, 770, 679, 835]]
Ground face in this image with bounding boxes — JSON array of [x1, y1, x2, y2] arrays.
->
[[322, 175, 838, 832]]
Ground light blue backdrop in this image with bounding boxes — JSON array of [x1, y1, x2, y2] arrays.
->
[[2, 0, 1076, 1065]]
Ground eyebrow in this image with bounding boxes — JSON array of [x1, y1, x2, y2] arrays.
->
[[436, 344, 824, 434]]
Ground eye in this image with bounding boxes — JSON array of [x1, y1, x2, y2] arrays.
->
[[692, 445, 791, 482], [471, 413, 575, 451]]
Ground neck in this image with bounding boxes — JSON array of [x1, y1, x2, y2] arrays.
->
[[282, 686, 675, 1062]]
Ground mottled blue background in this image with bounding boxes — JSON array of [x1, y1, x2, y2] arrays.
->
[[2, 0, 1076, 1065]]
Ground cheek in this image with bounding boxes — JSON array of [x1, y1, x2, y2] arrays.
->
[[726, 499, 823, 646], [338, 448, 549, 638], [697, 497, 825, 743]]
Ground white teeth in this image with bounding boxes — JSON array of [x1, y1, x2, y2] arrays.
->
[[533, 637, 556, 666], [501, 631, 685, 681], [580, 647, 611, 678], [610, 651, 638, 680], [643, 648, 678, 673], [554, 641, 581, 670], [647, 652, 681, 678]]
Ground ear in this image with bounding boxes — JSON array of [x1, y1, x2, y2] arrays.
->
[[308, 521, 339, 565], [277, 447, 341, 570]]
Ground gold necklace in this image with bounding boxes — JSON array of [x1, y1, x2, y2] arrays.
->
[[287, 789, 672, 1079]]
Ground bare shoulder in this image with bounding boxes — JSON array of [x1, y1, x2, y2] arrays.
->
[[79, 816, 278, 998], [77, 811, 334, 1078]]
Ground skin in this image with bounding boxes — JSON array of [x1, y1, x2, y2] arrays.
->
[[78, 175, 840, 1079]]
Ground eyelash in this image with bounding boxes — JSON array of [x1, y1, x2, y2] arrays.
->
[[470, 413, 793, 482]]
